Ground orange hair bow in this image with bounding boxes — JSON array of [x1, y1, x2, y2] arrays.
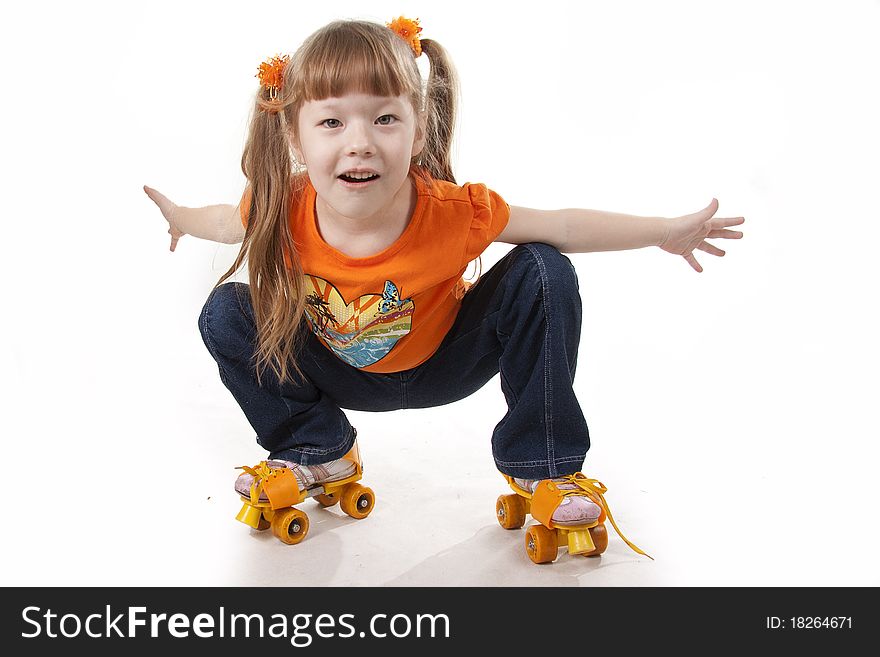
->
[[256, 53, 290, 102], [387, 16, 423, 57]]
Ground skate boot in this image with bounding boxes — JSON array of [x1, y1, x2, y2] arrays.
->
[[234, 439, 374, 545], [495, 473, 652, 564]]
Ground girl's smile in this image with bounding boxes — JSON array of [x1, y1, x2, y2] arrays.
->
[[337, 169, 382, 188]]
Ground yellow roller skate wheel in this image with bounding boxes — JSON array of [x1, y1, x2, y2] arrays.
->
[[271, 508, 309, 545], [314, 493, 339, 508], [340, 483, 375, 520], [525, 525, 558, 564], [581, 524, 609, 558], [496, 494, 527, 529]]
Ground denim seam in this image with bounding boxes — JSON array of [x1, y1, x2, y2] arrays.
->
[[524, 243, 556, 477], [200, 292, 231, 387], [494, 454, 586, 468], [284, 430, 355, 458]]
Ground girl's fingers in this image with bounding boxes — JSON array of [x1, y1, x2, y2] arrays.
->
[[697, 241, 725, 257], [144, 185, 161, 202], [685, 253, 703, 273], [671, 211, 742, 271], [168, 227, 181, 252], [708, 228, 743, 239], [144, 185, 166, 198], [711, 216, 745, 228], [144, 185, 175, 216]]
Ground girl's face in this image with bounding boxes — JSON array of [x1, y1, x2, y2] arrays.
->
[[293, 93, 425, 222]]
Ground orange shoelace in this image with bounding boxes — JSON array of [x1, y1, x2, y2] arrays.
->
[[558, 474, 654, 560], [236, 461, 275, 506]]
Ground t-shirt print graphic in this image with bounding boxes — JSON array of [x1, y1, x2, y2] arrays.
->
[[304, 274, 415, 369]]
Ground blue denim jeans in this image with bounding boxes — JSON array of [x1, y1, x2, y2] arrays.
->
[[198, 243, 589, 479]]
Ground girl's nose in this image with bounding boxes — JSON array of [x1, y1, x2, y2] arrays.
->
[[346, 123, 375, 156], [347, 141, 374, 156]]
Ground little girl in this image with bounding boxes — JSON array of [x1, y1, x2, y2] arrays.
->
[[144, 17, 743, 561]]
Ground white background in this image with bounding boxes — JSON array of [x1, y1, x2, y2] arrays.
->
[[1, 0, 878, 586]]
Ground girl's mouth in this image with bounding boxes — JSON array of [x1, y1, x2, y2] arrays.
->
[[338, 173, 381, 187]]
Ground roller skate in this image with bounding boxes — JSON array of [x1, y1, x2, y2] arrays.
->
[[495, 473, 653, 564], [234, 440, 374, 545]]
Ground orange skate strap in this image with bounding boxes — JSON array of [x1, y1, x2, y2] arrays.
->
[[503, 474, 531, 497], [532, 474, 654, 560], [340, 441, 363, 475], [237, 462, 304, 509]]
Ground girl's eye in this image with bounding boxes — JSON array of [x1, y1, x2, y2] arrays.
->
[[321, 119, 341, 128], [376, 115, 396, 125]]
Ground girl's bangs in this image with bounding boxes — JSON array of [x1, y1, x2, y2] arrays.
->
[[296, 36, 411, 101]]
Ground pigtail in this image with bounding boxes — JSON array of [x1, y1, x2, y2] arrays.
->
[[419, 39, 460, 184], [419, 38, 484, 285], [215, 81, 311, 388]]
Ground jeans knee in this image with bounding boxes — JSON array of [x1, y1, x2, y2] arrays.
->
[[198, 282, 252, 354], [514, 242, 579, 293]]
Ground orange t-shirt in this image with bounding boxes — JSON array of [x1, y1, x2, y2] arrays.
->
[[240, 172, 510, 373]]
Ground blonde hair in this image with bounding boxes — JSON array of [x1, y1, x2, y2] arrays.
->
[[216, 19, 462, 387]]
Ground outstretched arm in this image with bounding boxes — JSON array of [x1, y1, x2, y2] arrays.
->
[[495, 199, 744, 272], [143, 185, 246, 250]]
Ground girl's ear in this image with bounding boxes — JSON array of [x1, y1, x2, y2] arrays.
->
[[288, 132, 305, 163], [411, 112, 428, 158]]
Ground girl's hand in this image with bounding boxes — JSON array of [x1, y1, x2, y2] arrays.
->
[[143, 185, 185, 252], [659, 199, 745, 273]]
